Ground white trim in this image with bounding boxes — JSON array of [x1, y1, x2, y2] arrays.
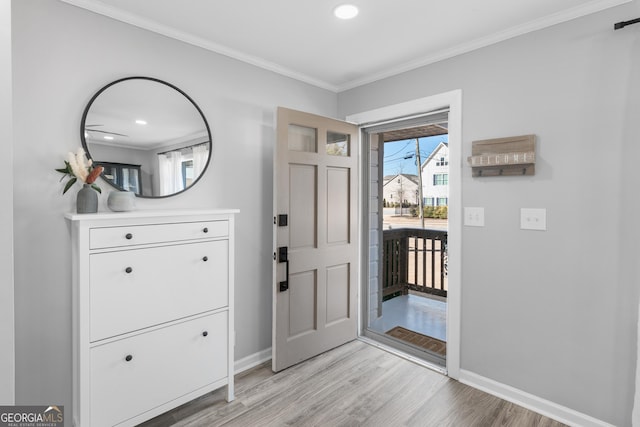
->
[[347, 91, 458, 127], [347, 90, 463, 380], [0, 0, 14, 405], [335, 0, 631, 91], [59, 0, 630, 93], [59, 0, 338, 92], [235, 347, 272, 374], [459, 370, 615, 427], [358, 337, 446, 375]]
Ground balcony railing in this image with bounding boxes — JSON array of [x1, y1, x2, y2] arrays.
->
[[383, 228, 448, 299]]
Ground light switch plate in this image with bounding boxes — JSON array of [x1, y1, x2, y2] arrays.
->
[[521, 208, 546, 231], [464, 207, 485, 227]]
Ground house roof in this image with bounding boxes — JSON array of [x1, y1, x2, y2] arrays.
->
[[421, 142, 449, 169], [383, 174, 420, 186]]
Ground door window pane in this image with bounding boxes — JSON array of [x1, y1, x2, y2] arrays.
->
[[326, 131, 349, 156], [289, 124, 317, 152]]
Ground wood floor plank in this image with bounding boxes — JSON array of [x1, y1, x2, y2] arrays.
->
[[358, 365, 449, 426], [489, 401, 567, 427], [213, 343, 387, 426], [140, 340, 567, 427]]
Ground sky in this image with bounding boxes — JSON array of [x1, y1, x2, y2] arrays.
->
[[383, 134, 449, 177]]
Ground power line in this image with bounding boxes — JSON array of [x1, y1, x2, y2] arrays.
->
[[383, 141, 411, 158]]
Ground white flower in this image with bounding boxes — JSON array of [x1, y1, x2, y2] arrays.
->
[[67, 148, 89, 182]]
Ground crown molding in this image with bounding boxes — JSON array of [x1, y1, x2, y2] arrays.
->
[[336, 0, 632, 91], [60, 0, 631, 94], [58, 0, 340, 92]]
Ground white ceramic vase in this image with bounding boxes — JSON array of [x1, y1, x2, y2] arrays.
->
[[107, 191, 136, 212]]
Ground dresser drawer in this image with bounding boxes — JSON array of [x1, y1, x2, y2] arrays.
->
[[90, 220, 228, 249], [90, 312, 228, 427], [90, 240, 228, 342]]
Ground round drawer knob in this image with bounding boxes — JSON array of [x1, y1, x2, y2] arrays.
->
[[202, 331, 208, 337], [125, 267, 133, 274], [202, 256, 208, 262], [125, 233, 133, 240], [203, 227, 209, 233], [125, 355, 133, 362]]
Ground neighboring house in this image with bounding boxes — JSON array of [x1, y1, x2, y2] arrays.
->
[[421, 142, 449, 206], [382, 174, 419, 206]]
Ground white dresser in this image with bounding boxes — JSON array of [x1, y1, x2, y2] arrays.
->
[[66, 209, 237, 427]]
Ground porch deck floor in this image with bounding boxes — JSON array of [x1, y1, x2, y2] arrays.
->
[[369, 294, 447, 341]]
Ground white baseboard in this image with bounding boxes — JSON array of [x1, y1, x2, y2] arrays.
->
[[459, 370, 615, 427], [234, 347, 272, 374]]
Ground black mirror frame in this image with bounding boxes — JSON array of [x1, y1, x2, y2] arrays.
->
[[80, 76, 212, 199]]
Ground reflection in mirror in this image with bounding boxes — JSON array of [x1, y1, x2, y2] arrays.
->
[[81, 77, 211, 198]]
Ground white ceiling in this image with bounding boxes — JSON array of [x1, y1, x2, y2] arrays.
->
[[61, 0, 629, 92]]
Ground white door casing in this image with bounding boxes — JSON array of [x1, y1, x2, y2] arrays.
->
[[347, 90, 462, 379], [272, 107, 359, 372]]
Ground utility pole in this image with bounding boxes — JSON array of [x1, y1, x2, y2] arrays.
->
[[397, 176, 404, 217], [415, 138, 425, 228]]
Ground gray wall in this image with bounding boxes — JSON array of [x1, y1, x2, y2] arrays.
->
[[0, 0, 14, 405], [339, 2, 640, 426], [11, 0, 640, 425], [12, 0, 336, 417]]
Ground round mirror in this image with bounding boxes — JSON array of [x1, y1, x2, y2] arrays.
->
[[81, 77, 211, 198]]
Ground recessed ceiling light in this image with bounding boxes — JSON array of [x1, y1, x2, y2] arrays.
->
[[334, 4, 358, 20], [135, 119, 147, 125], [104, 136, 114, 140]]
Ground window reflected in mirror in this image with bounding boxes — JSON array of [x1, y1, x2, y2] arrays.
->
[[156, 143, 209, 196], [100, 162, 141, 195]]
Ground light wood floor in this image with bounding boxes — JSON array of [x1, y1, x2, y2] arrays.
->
[[141, 340, 566, 427]]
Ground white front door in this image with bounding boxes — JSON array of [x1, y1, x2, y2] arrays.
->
[[272, 107, 359, 372]]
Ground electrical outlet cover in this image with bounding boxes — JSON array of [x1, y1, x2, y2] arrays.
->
[[464, 207, 484, 227], [520, 208, 546, 231]]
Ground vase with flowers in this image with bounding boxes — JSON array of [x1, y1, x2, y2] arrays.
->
[[56, 148, 104, 213]]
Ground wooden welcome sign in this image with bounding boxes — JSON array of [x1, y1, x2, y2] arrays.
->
[[468, 134, 536, 177]]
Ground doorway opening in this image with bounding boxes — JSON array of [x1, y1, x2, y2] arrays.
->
[[348, 90, 461, 378], [361, 110, 449, 367]]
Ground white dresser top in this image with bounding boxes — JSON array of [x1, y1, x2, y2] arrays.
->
[[65, 208, 239, 222]]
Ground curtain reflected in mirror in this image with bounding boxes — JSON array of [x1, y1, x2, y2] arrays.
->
[[156, 143, 209, 196], [81, 77, 212, 198]]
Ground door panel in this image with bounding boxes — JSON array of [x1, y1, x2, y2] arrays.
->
[[273, 107, 359, 372], [326, 167, 350, 244], [288, 270, 317, 338], [289, 164, 317, 250], [326, 263, 350, 325]]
